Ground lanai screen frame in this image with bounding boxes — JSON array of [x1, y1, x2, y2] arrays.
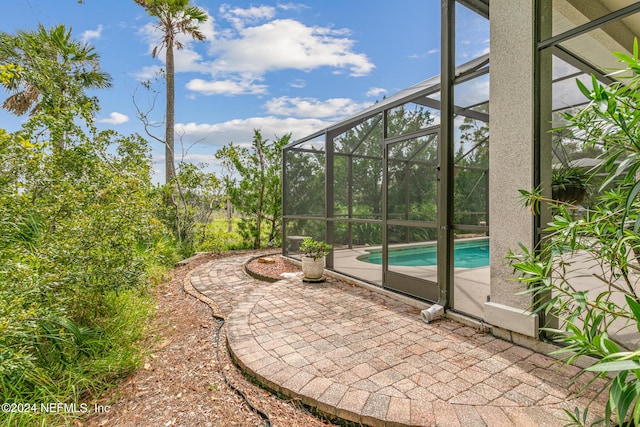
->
[[282, 0, 490, 307]]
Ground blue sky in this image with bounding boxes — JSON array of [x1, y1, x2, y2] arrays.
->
[[0, 1, 488, 183]]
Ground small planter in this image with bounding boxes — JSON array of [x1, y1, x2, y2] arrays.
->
[[552, 184, 587, 205], [551, 166, 589, 205], [302, 256, 325, 280], [299, 238, 332, 282]]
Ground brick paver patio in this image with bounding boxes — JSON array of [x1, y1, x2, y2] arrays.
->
[[190, 253, 608, 426]]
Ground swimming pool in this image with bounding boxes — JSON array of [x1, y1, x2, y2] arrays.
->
[[357, 238, 489, 268]]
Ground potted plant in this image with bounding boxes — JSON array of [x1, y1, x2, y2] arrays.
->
[[299, 237, 332, 280], [551, 165, 590, 205]]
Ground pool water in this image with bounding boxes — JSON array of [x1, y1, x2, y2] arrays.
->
[[358, 239, 489, 268]]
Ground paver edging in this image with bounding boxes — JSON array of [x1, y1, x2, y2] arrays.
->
[[224, 286, 387, 427], [244, 252, 282, 283], [226, 337, 376, 426], [183, 255, 359, 425]]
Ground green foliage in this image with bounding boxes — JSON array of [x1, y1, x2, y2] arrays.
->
[[135, 0, 208, 47], [154, 162, 223, 257], [551, 166, 590, 190], [454, 112, 489, 226], [286, 103, 439, 250], [196, 217, 254, 252], [386, 107, 438, 225], [351, 222, 383, 246], [284, 219, 326, 251], [329, 105, 437, 225], [0, 287, 154, 426], [300, 238, 333, 260], [0, 24, 111, 148], [0, 122, 170, 424], [0, 22, 186, 425], [509, 39, 640, 427], [216, 129, 290, 249], [551, 166, 591, 204], [284, 148, 325, 217], [332, 114, 384, 218]]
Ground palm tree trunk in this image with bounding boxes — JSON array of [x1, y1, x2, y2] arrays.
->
[[165, 40, 176, 183], [255, 141, 266, 249]]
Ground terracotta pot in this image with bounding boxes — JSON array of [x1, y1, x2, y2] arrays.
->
[[301, 256, 325, 279]]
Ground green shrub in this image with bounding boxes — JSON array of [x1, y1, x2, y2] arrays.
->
[[0, 287, 153, 426], [0, 128, 168, 425], [509, 40, 640, 426], [300, 238, 333, 259]]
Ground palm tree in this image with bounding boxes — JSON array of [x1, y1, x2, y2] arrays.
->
[[0, 24, 112, 148], [134, 0, 207, 184]]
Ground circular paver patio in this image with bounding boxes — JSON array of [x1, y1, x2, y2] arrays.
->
[[190, 253, 609, 427]]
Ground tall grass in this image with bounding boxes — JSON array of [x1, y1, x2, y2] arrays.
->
[[196, 216, 277, 252], [0, 286, 155, 426]]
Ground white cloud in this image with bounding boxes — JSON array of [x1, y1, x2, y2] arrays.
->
[[186, 78, 268, 95], [409, 48, 439, 59], [208, 18, 374, 78], [138, 22, 164, 56], [366, 87, 387, 98], [197, 11, 217, 40], [264, 96, 370, 119], [290, 79, 306, 89], [455, 78, 489, 107], [219, 4, 276, 30], [137, 12, 214, 74], [99, 112, 129, 125], [135, 64, 163, 80], [135, 6, 374, 96], [152, 153, 218, 166], [151, 152, 226, 185], [82, 25, 103, 44], [173, 47, 208, 73], [150, 114, 330, 183], [176, 116, 329, 147], [180, 153, 217, 164], [276, 3, 309, 12]]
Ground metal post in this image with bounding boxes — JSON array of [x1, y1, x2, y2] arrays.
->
[[437, 0, 455, 310], [534, 0, 556, 334], [348, 154, 353, 248], [326, 131, 334, 269], [382, 111, 389, 283], [281, 147, 288, 255]]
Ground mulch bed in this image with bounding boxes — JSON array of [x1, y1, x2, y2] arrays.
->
[[80, 251, 333, 427], [245, 254, 302, 281]]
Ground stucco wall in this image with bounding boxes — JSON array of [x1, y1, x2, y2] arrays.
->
[[488, 0, 536, 311]]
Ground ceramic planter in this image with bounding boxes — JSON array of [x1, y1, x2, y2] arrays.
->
[[301, 256, 325, 280]]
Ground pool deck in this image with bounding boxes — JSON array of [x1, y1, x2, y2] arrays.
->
[[189, 252, 609, 426], [333, 247, 490, 319]]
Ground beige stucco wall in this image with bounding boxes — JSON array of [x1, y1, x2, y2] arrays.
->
[[488, 0, 536, 312]]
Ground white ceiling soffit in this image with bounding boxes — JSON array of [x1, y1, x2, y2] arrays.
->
[[458, 0, 490, 19], [554, 1, 640, 74]]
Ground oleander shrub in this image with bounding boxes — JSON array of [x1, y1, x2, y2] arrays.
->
[[509, 40, 640, 426]]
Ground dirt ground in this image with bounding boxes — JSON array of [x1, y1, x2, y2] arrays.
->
[[81, 252, 334, 427]]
